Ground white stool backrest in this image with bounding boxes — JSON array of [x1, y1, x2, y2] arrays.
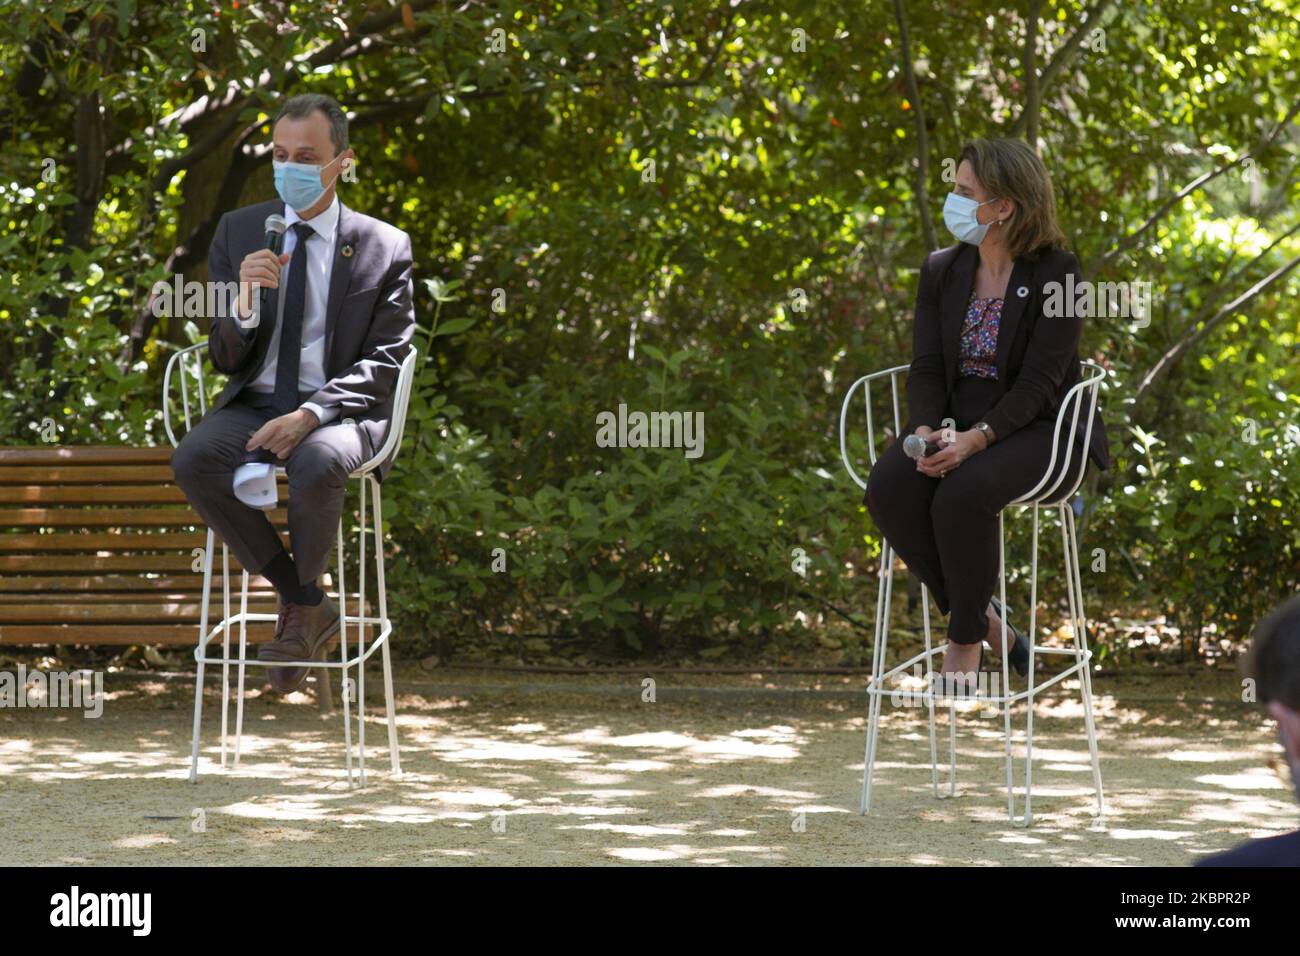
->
[[359, 346, 419, 474], [1011, 359, 1106, 506], [838, 364, 910, 491], [163, 342, 210, 449], [838, 360, 1107, 503], [161, 342, 421, 474]]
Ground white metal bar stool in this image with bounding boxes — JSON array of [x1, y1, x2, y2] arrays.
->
[[838, 360, 1106, 825], [164, 342, 418, 786]]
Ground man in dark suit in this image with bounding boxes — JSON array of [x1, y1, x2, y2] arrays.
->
[[171, 93, 415, 694], [1197, 594, 1300, 866]]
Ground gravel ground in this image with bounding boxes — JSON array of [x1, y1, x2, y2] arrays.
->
[[1, 665, 1295, 866]]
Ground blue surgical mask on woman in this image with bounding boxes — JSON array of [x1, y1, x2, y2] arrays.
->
[[273, 154, 343, 212], [943, 192, 1001, 245]]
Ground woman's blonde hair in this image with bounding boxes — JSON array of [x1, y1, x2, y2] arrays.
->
[[958, 138, 1066, 260]]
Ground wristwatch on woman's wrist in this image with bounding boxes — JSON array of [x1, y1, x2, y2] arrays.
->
[[973, 421, 996, 446]]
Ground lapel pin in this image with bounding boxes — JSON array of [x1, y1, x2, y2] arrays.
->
[[341, 243, 354, 258], [1016, 285, 1029, 298]]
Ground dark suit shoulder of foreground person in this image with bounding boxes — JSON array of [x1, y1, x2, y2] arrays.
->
[[1195, 828, 1300, 866]]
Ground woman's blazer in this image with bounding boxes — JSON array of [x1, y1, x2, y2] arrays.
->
[[905, 241, 1109, 473]]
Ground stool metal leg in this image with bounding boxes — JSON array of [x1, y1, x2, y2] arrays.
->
[[999, 511, 1016, 823], [860, 544, 892, 813], [1019, 504, 1040, 827], [189, 528, 216, 783], [219, 545, 232, 769], [218, 546, 235, 767], [947, 696, 957, 795], [233, 566, 249, 766], [920, 585, 941, 798], [337, 515, 355, 787], [1018, 505, 1042, 827], [370, 478, 402, 774], [1065, 505, 1105, 817], [921, 583, 958, 800], [357, 475, 369, 787]]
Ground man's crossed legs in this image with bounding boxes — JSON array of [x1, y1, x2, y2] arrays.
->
[[171, 393, 370, 693]]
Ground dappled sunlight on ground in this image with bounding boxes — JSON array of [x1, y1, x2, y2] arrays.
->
[[0, 667, 1294, 865]]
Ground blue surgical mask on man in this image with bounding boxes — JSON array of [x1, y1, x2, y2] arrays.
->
[[273, 154, 343, 212], [942, 192, 1002, 245]]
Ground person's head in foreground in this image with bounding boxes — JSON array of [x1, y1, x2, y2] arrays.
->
[[1197, 593, 1300, 866]]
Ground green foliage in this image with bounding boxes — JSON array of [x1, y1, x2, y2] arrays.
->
[[2, 1, 1298, 662]]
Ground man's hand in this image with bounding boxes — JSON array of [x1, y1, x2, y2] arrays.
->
[[915, 428, 988, 478], [246, 408, 320, 460], [237, 249, 291, 317]]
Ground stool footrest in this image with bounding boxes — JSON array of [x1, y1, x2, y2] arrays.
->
[[195, 620, 392, 669]]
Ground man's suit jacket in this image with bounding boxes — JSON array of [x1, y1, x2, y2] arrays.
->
[[905, 241, 1109, 473], [206, 198, 415, 480]]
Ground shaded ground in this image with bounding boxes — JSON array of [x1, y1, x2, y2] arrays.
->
[[0, 665, 1295, 865]]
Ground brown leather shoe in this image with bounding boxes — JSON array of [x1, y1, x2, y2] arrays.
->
[[258, 593, 340, 694]]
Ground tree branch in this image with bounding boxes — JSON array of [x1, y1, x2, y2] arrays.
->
[[1091, 98, 1300, 276], [892, 0, 937, 251], [1132, 243, 1300, 411], [1023, 0, 1042, 147], [1009, 0, 1117, 139]]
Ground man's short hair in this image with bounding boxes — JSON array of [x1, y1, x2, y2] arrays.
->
[[273, 93, 349, 155], [1243, 593, 1300, 711]]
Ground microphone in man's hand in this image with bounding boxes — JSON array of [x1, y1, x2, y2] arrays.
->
[[261, 213, 287, 314], [902, 433, 943, 459]]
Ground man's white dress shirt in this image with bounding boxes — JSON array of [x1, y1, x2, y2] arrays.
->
[[237, 196, 339, 425]]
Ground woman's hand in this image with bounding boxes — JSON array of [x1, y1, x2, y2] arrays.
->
[[916, 428, 988, 478]]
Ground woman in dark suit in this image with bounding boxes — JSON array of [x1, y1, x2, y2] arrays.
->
[[864, 137, 1108, 691]]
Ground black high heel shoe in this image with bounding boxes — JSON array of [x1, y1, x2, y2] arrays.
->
[[989, 597, 1030, 677]]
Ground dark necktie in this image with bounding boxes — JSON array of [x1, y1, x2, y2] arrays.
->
[[272, 221, 315, 414]]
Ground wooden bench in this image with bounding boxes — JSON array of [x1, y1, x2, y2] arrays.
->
[[0, 446, 284, 647]]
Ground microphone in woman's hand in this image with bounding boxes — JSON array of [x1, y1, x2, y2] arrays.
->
[[902, 433, 943, 459]]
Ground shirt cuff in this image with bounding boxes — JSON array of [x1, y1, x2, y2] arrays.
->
[[300, 402, 336, 425], [236, 301, 259, 329]]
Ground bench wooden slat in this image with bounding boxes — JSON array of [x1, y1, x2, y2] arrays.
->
[[0, 507, 288, 528], [0, 601, 281, 623], [0, 592, 266, 605], [0, 575, 274, 593], [0, 624, 279, 645], [0, 599, 369, 621], [0, 486, 191, 504], [0, 507, 197, 527], [0, 589, 363, 607], [0, 554, 227, 573], [0, 465, 177, 484], [0, 540, 287, 571], [0, 531, 210, 552], [0, 447, 174, 465], [0, 626, 372, 647]]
